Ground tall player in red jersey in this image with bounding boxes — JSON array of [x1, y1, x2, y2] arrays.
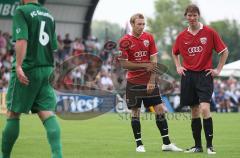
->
[[118, 13, 182, 153], [172, 4, 229, 154]]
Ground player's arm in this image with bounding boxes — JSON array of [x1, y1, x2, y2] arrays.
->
[[149, 54, 157, 83], [206, 29, 229, 76], [217, 49, 229, 71], [119, 59, 154, 71], [15, 39, 29, 85], [206, 49, 229, 76], [146, 54, 157, 94], [172, 51, 186, 76], [13, 8, 29, 85], [16, 40, 27, 68], [52, 22, 58, 53]]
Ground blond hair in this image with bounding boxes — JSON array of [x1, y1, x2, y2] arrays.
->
[[130, 13, 144, 25]]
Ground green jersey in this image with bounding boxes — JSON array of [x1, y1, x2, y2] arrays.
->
[[12, 2, 57, 71]]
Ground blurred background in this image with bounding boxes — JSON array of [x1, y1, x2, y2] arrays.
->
[[0, 0, 240, 114]]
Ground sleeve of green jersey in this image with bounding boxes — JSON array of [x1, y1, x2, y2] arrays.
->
[[12, 8, 28, 42], [52, 21, 58, 51], [52, 32, 58, 51]]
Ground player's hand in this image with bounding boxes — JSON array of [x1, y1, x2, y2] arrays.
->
[[176, 66, 186, 76], [16, 66, 29, 85], [205, 68, 220, 77], [147, 82, 155, 94]]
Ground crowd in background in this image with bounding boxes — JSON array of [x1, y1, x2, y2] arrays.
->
[[0, 30, 240, 112], [53, 33, 120, 93], [0, 30, 14, 93]]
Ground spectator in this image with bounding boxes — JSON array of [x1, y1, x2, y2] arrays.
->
[[3, 32, 14, 55], [63, 73, 73, 90], [98, 70, 113, 91], [63, 33, 72, 58], [72, 38, 85, 56], [72, 67, 83, 85], [56, 35, 64, 61], [85, 35, 100, 55], [0, 30, 7, 55]]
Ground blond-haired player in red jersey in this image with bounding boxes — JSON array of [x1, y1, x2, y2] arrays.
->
[[172, 4, 229, 154], [118, 13, 182, 153]]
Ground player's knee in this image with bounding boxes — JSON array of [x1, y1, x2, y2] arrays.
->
[[7, 111, 20, 118], [154, 104, 165, 114], [38, 111, 54, 121], [191, 106, 200, 117], [131, 108, 140, 117], [201, 107, 211, 118], [200, 102, 210, 109], [191, 113, 200, 118]]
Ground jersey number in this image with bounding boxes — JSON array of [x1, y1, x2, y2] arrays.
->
[[39, 21, 49, 46]]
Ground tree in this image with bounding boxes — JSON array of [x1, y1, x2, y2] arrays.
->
[[148, 0, 191, 50], [91, 20, 123, 44], [210, 20, 240, 66], [147, 0, 192, 78]]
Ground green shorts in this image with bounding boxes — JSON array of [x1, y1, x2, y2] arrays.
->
[[6, 67, 56, 113]]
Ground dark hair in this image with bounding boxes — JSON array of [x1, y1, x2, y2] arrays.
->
[[184, 4, 200, 16], [130, 13, 144, 25]]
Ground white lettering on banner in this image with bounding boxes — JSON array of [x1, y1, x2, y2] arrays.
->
[[0, 2, 19, 17], [188, 46, 203, 55], [134, 51, 147, 58], [10, 4, 16, 16], [67, 97, 100, 112], [2, 4, 10, 16]]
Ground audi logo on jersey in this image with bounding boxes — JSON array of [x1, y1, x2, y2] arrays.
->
[[134, 51, 148, 58], [188, 46, 203, 55]]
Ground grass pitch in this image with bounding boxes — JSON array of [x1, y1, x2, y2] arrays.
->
[[0, 112, 240, 158]]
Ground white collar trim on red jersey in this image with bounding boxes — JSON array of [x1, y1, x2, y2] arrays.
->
[[129, 32, 144, 38], [187, 22, 203, 32]]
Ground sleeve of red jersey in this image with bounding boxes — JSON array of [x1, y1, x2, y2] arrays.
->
[[149, 34, 158, 56], [172, 36, 180, 55], [117, 37, 128, 60], [212, 29, 227, 54]]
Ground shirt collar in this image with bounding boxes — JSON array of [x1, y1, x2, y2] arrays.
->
[[129, 32, 144, 38], [27, 2, 40, 6]]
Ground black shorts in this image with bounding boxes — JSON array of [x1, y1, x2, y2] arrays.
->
[[180, 70, 213, 107], [126, 82, 162, 109]]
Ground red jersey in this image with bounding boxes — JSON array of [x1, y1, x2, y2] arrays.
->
[[118, 32, 158, 85], [173, 23, 227, 71]]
